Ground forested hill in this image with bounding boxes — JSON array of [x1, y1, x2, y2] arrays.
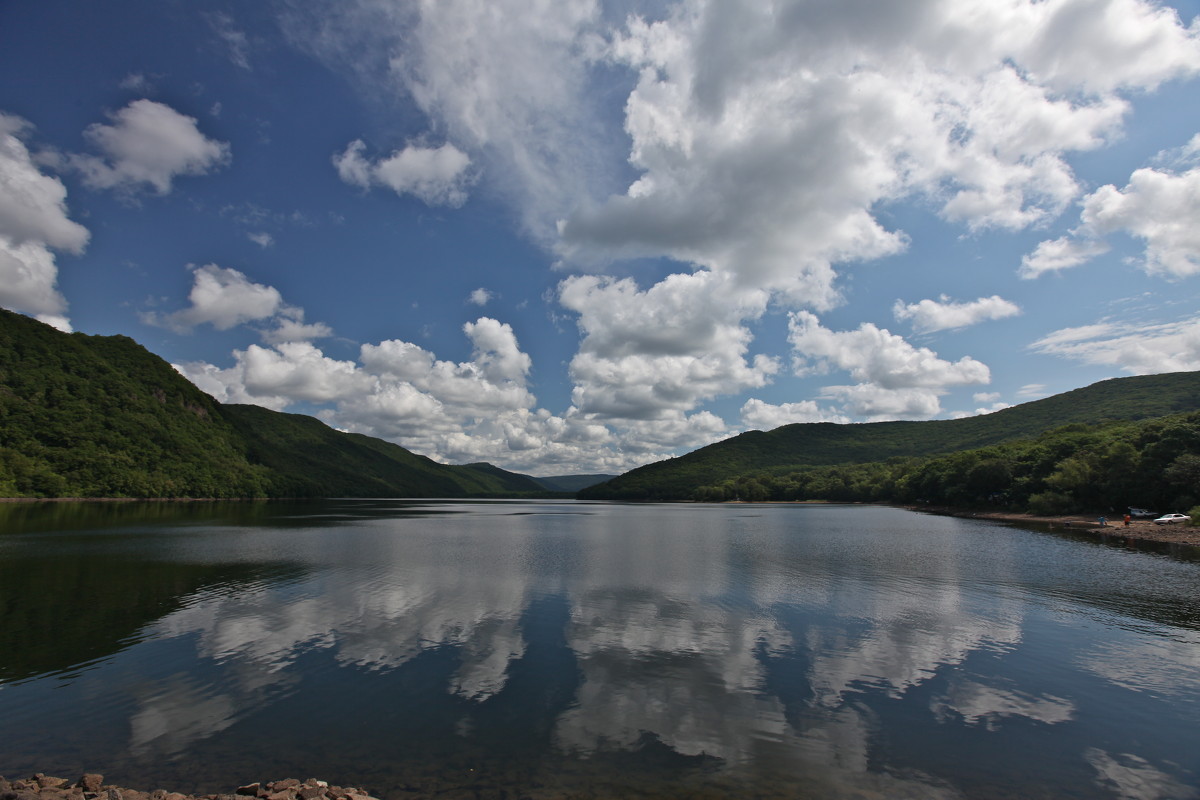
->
[[581, 371, 1200, 501], [0, 309, 543, 498]]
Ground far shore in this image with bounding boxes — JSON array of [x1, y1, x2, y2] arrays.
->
[[2, 495, 1196, 548]]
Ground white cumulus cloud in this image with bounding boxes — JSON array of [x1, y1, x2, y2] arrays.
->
[[556, 0, 1197, 306], [144, 264, 334, 347], [177, 306, 731, 474], [1020, 235, 1112, 278], [334, 139, 473, 207], [818, 384, 946, 421], [282, 0, 1200, 463], [740, 398, 850, 430], [894, 295, 1021, 333], [0, 115, 89, 253], [1076, 165, 1200, 278], [560, 271, 778, 421], [0, 112, 90, 330], [66, 100, 231, 195], [300, 0, 1200, 284], [261, 308, 333, 345], [789, 311, 991, 391], [788, 311, 990, 420], [0, 238, 74, 332], [1024, 135, 1200, 278], [143, 264, 283, 333], [227, 341, 371, 404]]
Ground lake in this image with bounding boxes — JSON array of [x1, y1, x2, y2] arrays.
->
[[1, 500, 1199, 799]]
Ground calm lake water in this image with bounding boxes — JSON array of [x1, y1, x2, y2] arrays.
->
[[2, 500, 1199, 799]]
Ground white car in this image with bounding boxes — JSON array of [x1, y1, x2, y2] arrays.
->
[[1153, 513, 1189, 525]]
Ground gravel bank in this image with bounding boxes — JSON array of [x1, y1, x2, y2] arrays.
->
[[0, 776, 379, 800], [909, 506, 1200, 548]]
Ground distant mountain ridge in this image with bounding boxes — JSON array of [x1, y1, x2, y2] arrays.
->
[[581, 371, 1200, 501], [0, 310, 545, 498], [531, 474, 619, 492], [458, 467, 617, 493]]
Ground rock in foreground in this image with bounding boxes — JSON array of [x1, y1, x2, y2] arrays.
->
[[0, 775, 379, 800]]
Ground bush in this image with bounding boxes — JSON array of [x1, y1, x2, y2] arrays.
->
[[1028, 490, 1075, 515], [1188, 506, 1200, 526]]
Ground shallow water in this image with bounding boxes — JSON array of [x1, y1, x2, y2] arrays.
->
[[1, 500, 1198, 799]]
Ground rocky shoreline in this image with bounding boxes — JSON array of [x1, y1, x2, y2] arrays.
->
[[0, 776, 379, 800], [910, 506, 1200, 548]]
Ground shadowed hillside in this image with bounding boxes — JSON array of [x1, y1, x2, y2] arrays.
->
[[0, 310, 542, 498]]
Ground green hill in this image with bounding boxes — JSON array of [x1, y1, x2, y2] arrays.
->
[[222, 407, 546, 497], [0, 309, 543, 498], [581, 371, 1200, 501]]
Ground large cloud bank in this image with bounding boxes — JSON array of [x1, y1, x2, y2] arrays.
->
[[137, 1, 1200, 470]]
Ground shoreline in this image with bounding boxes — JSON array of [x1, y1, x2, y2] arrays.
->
[[0, 775, 379, 800], [0, 497, 262, 503], [2, 495, 1196, 548], [909, 505, 1200, 548]]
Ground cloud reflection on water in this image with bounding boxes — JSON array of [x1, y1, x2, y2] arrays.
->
[[135, 506, 1039, 787], [7, 502, 1197, 798]]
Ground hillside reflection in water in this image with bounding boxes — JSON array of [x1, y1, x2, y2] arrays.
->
[[1, 501, 1198, 799]]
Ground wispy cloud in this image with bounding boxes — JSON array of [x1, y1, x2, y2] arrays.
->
[[206, 12, 252, 70], [1031, 317, 1200, 374], [334, 139, 474, 207]]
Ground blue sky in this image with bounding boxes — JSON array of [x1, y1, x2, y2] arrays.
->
[[3, 0, 1200, 475]]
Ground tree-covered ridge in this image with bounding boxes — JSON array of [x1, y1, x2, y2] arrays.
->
[[223, 406, 545, 497], [0, 310, 269, 497], [0, 310, 543, 498], [690, 414, 1200, 516], [581, 371, 1200, 501]]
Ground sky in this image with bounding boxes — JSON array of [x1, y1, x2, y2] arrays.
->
[[2, 0, 1200, 477]]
